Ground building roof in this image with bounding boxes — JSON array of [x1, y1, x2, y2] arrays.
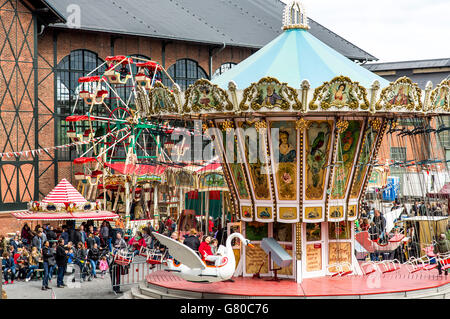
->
[[364, 58, 450, 72], [44, 0, 377, 61], [20, 0, 66, 25], [212, 28, 388, 89]]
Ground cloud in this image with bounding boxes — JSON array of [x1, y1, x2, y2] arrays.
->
[[281, 0, 450, 62]]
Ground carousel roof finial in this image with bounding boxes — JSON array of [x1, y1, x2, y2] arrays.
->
[[283, 0, 310, 31]]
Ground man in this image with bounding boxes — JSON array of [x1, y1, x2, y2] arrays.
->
[[79, 225, 86, 246], [46, 226, 57, 242], [113, 233, 127, 253], [60, 226, 69, 245], [9, 235, 22, 253], [32, 231, 43, 252], [373, 210, 386, 241], [434, 233, 450, 276], [38, 227, 47, 243], [183, 228, 200, 252], [55, 238, 68, 288], [42, 240, 53, 290]]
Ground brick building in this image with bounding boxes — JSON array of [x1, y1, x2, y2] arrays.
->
[[0, 0, 376, 224], [362, 59, 450, 197]]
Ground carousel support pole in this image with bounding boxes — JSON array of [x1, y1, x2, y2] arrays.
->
[[113, 185, 122, 212], [221, 191, 225, 229], [125, 182, 132, 230], [178, 187, 183, 221], [144, 183, 151, 219], [154, 183, 159, 225], [205, 190, 210, 235]]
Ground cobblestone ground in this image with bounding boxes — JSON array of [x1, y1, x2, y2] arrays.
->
[[2, 272, 131, 299]]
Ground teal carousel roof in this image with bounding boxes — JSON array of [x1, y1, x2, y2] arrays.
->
[[212, 5, 389, 90]]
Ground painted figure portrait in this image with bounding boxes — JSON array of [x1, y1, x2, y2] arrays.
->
[[255, 83, 286, 109], [389, 85, 410, 106], [433, 86, 448, 108]]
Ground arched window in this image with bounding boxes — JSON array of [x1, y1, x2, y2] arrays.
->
[[164, 59, 208, 90], [56, 50, 106, 160], [212, 62, 237, 79]]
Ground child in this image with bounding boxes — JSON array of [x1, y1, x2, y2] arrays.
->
[[210, 238, 219, 255], [2, 251, 16, 284], [99, 256, 109, 279]]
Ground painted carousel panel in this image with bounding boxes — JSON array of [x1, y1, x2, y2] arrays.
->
[[304, 206, 323, 221], [349, 121, 381, 199], [270, 121, 297, 201], [330, 120, 363, 200], [220, 127, 250, 200], [306, 243, 322, 272], [238, 121, 272, 201], [245, 243, 269, 275], [328, 242, 352, 273], [305, 121, 333, 200], [376, 77, 422, 112]]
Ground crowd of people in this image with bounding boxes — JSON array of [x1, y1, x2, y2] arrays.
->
[[1, 220, 123, 290], [1, 215, 230, 293], [357, 200, 450, 276]]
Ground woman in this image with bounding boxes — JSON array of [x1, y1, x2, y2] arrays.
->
[[128, 231, 146, 255], [88, 243, 100, 278], [334, 84, 347, 103], [41, 241, 53, 290], [0, 235, 8, 256], [198, 236, 221, 266], [75, 242, 88, 281], [279, 130, 296, 163], [21, 223, 32, 246], [17, 247, 30, 280], [25, 247, 40, 282], [360, 218, 370, 231]]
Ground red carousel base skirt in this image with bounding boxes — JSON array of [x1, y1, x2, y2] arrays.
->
[[146, 264, 450, 298]]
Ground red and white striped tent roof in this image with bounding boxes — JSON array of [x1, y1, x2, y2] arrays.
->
[[11, 179, 119, 221], [41, 178, 87, 204], [12, 210, 119, 221]]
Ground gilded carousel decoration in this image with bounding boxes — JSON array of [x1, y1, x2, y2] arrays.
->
[[239, 77, 302, 111], [376, 76, 423, 111], [308, 76, 370, 111], [429, 79, 450, 111], [184, 79, 233, 113]]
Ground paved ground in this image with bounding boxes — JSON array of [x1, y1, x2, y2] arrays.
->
[[2, 272, 131, 299]]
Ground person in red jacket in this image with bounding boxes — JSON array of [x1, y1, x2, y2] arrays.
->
[[198, 236, 221, 266]]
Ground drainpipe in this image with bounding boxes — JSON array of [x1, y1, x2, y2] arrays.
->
[[209, 42, 226, 79]]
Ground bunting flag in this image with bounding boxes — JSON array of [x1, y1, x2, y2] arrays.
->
[[0, 127, 129, 159]]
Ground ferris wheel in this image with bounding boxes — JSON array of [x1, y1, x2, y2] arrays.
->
[[64, 55, 189, 209]]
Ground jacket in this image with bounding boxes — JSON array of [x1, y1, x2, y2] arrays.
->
[[60, 231, 69, 245], [75, 247, 87, 260], [42, 246, 53, 263], [86, 237, 96, 250], [32, 235, 42, 250], [55, 245, 68, 266], [183, 235, 200, 251], [198, 242, 213, 259], [434, 238, 450, 255], [88, 247, 100, 261]]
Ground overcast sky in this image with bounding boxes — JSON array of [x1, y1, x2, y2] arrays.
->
[[281, 0, 450, 63]]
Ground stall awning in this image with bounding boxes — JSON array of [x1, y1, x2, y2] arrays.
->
[[105, 163, 167, 176], [42, 178, 87, 205], [11, 210, 119, 221]]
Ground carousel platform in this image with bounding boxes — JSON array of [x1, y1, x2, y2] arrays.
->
[[140, 265, 450, 299]]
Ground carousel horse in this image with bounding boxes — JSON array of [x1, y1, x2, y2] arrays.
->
[[152, 231, 254, 283]]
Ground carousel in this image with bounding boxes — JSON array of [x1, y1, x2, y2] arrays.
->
[[138, 1, 450, 297]]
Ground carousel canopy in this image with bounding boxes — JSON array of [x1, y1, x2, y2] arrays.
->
[[41, 178, 87, 205], [212, 5, 389, 89]]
